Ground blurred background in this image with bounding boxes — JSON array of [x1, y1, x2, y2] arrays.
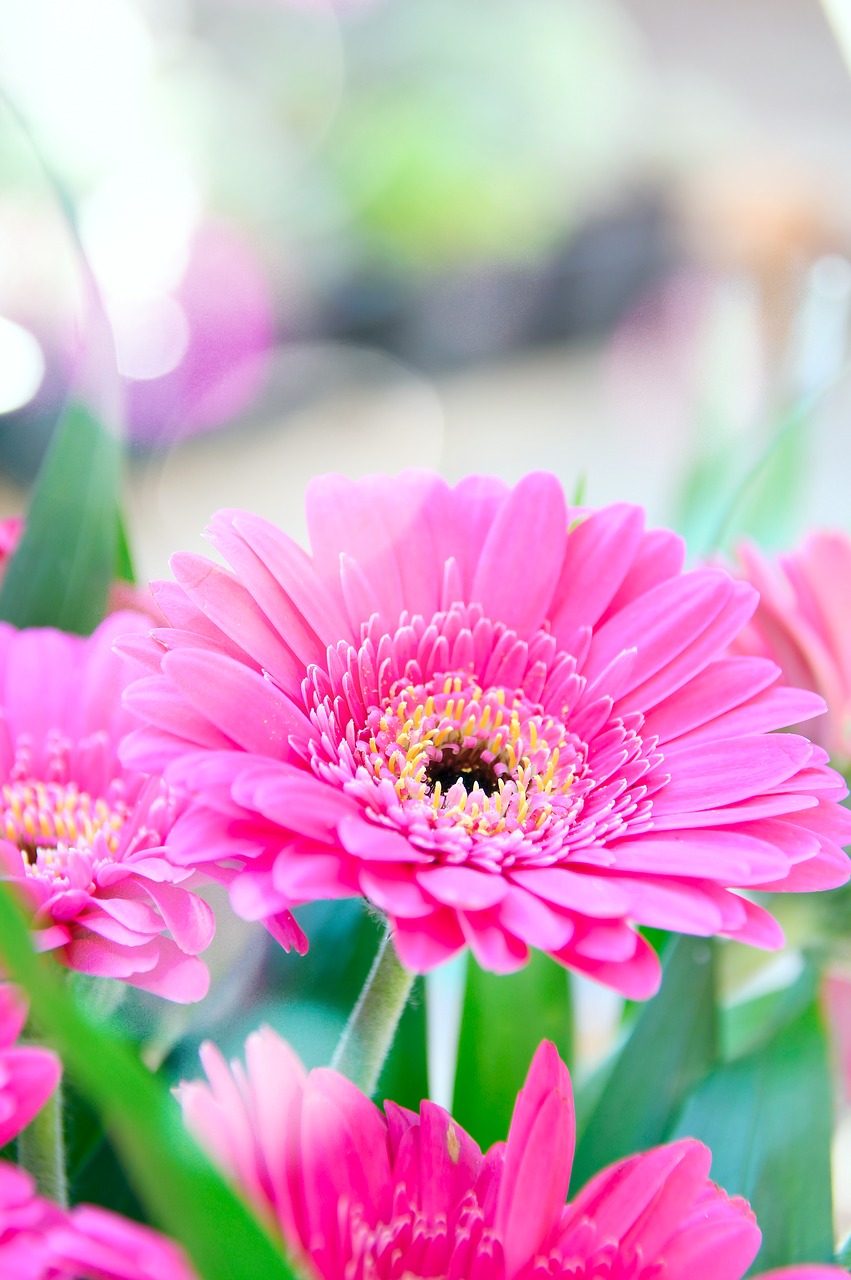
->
[[1, 0, 851, 573], [3, 0, 851, 1233]]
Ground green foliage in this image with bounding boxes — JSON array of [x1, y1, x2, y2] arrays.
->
[[0, 403, 120, 634], [0, 883, 295, 1280], [672, 999, 834, 1272], [452, 951, 572, 1151], [571, 935, 716, 1190]]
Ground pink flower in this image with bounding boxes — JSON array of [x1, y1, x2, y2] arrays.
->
[[0, 1161, 66, 1279], [44, 1206, 196, 1280], [0, 1160, 193, 1280], [0, 983, 60, 1146], [0, 615, 214, 1003], [733, 532, 851, 768], [178, 1030, 846, 1280], [122, 473, 851, 996]]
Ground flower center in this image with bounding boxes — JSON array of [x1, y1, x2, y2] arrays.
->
[[303, 603, 663, 863], [424, 743, 500, 797], [1, 779, 129, 879], [357, 673, 579, 837]]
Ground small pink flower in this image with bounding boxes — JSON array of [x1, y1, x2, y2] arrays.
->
[[44, 1206, 196, 1280], [122, 473, 851, 996], [0, 1161, 66, 1279], [0, 983, 60, 1146], [733, 532, 851, 768], [0, 615, 214, 1003], [178, 1030, 846, 1280]]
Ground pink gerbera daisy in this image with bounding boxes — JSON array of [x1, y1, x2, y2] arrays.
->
[[0, 614, 214, 1003], [177, 1029, 845, 1280], [0, 983, 60, 1147], [121, 472, 851, 996], [733, 532, 851, 769], [0, 1161, 66, 1279]]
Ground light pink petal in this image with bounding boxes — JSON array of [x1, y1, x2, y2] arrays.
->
[[123, 677, 235, 751], [653, 735, 814, 814], [471, 473, 568, 634], [549, 504, 646, 646], [306, 473, 406, 623], [162, 649, 312, 753], [203, 515, 326, 668], [170, 552, 305, 693], [227, 510, 353, 646]]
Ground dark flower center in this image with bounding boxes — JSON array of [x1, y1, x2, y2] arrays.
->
[[425, 745, 501, 797]]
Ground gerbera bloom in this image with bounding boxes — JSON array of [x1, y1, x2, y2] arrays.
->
[[0, 983, 60, 1147], [0, 1162, 65, 1279], [44, 1205, 196, 1280], [0, 615, 214, 1003], [0, 1162, 194, 1280], [733, 532, 851, 769], [121, 472, 851, 995], [177, 1029, 845, 1280]]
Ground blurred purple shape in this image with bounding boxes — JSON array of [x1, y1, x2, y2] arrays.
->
[[125, 221, 275, 447]]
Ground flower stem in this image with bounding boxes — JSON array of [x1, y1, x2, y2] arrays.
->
[[17, 1081, 68, 1207], [331, 928, 415, 1096]]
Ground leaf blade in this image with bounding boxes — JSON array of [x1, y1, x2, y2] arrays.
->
[[0, 403, 119, 633], [0, 883, 295, 1280]]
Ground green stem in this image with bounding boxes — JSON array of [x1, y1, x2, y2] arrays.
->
[[17, 1080, 67, 1207], [331, 929, 415, 1096]]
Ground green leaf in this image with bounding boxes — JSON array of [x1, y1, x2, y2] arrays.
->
[[671, 1000, 834, 1271], [115, 508, 136, 584], [0, 403, 119, 633], [0, 883, 295, 1280], [451, 951, 572, 1151], [721, 963, 818, 1062], [571, 935, 716, 1191]]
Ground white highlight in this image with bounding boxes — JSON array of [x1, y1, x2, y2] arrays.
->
[[0, 317, 46, 414]]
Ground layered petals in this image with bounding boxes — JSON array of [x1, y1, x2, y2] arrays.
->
[[0, 616, 215, 1002], [178, 1030, 845, 1280], [0, 984, 60, 1147], [733, 532, 851, 767], [121, 473, 851, 993]]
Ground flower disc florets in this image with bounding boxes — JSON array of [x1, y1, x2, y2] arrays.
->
[[121, 471, 851, 996], [305, 605, 663, 868]]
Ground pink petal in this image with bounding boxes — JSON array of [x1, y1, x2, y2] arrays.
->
[[471, 473, 568, 634], [496, 1042, 574, 1280]]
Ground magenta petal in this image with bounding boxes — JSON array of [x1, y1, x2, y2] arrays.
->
[[416, 864, 508, 911], [136, 881, 215, 954], [418, 1100, 483, 1218], [496, 1042, 574, 1280], [339, 814, 431, 863], [228, 510, 352, 646], [300, 1068, 393, 1230], [550, 503, 646, 642], [0, 1045, 61, 1146]]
